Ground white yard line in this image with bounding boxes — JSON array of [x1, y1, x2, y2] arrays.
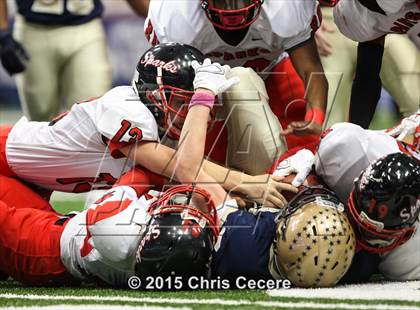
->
[[0, 293, 418, 310], [267, 281, 420, 302], [0, 305, 190, 310]]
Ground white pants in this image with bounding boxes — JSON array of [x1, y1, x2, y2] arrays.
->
[[320, 7, 420, 128], [222, 67, 287, 175], [379, 219, 420, 281], [13, 16, 112, 121]]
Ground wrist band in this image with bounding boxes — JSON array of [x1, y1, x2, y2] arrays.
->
[[188, 92, 215, 110], [304, 107, 325, 126]]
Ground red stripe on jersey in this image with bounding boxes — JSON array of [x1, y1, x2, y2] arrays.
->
[[81, 198, 133, 258], [311, 3, 323, 34], [145, 18, 153, 42]]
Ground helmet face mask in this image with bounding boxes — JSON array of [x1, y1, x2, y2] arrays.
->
[[348, 153, 420, 254], [201, 0, 263, 30], [134, 185, 219, 286], [271, 186, 356, 288], [348, 190, 417, 254], [147, 86, 193, 139], [135, 43, 216, 140]]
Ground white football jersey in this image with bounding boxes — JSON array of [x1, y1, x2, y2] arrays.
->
[[314, 122, 418, 203], [60, 186, 150, 286], [60, 185, 240, 286], [315, 122, 420, 281], [6, 86, 159, 193], [334, 0, 420, 45], [146, 0, 320, 72]]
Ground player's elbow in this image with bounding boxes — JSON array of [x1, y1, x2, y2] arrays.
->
[[174, 161, 200, 184]]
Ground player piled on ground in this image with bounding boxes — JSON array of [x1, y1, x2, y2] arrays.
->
[[146, 0, 328, 173], [0, 43, 296, 208], [0, 53, 248, 287], [270, 110, 420, 282]]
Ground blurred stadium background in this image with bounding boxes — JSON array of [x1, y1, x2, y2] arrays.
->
[[0, 1, 148, 122], [0, 0, 401, 208]]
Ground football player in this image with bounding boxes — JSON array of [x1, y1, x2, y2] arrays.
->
[[333, 0, 420, 128], [212, 182, 356, 288], [0, 170, 231, 287], [271, 119, 420, 281], [145, 0, 328, 168], [0, 55, 242, 286], [0, 43, 296, 208], [315, 1, 419, 128], [0, 0, 112, 121]]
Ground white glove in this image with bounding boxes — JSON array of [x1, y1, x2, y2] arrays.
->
[[386, 109, 420, 141], [191, 58, 240, 96], [273, 149, 315, 187]]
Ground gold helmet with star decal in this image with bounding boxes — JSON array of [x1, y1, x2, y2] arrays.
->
[[271, 186, 356, 287]]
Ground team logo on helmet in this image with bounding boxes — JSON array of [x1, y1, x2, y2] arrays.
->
[[140, 52, 178, 73]]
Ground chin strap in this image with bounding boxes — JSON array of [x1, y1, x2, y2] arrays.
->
[[268, 245, 287, 280]]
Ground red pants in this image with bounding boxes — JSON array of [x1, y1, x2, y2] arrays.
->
[[0, 175, 73, 285], [204, 57, 317, 164], [0, 126, 15, 177]]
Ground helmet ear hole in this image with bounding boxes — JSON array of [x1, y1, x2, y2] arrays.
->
[[331, 261, 339, 270], [167, 241, 174, 251], [313, 256, 318, 266]]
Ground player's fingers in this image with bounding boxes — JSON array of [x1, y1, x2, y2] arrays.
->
[[292, 166, 311, 187], [222, 64, 232, 73], [221, 76, 240, 93], [270, 186, 288, 205], [273, 166, 295, 177], [272, 180, 299, 194], [279, 125, 294, 136], [270, 175, 286, 183], [203, 58, 212, 66], [266, 192, 287, 208], [191, 60, 200, 70]]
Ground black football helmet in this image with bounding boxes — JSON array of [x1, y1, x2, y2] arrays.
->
[[348, 153, 420, 253], [200, 0, 263, 30], [135, 185, 219, 287], [134, 43, 206, 139]]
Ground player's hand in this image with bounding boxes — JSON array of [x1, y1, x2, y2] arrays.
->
[[315, 20, 335, 57], [273, 149, 315, 187], [0, 31, 29, 75], [280, 120, 322, 136], [386, 109, 419, 142], [235, 174, 298, 208], [191, 58, 240, 96]]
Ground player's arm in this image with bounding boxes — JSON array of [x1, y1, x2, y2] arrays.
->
[[0, 0, 8, 30], [284, 38, 328, 136], [0, 0, 29, 75], [120, 142, 296, 208], [126, 0, 150, 17], [349, 36, 385, 129]]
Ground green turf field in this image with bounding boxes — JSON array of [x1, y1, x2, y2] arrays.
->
[[1, 200, 418, 310], [1, 279, 419, 309]]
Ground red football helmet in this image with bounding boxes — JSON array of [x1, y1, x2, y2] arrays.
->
[[200, 0, 264, 30], [148, 185, 220, 242]]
